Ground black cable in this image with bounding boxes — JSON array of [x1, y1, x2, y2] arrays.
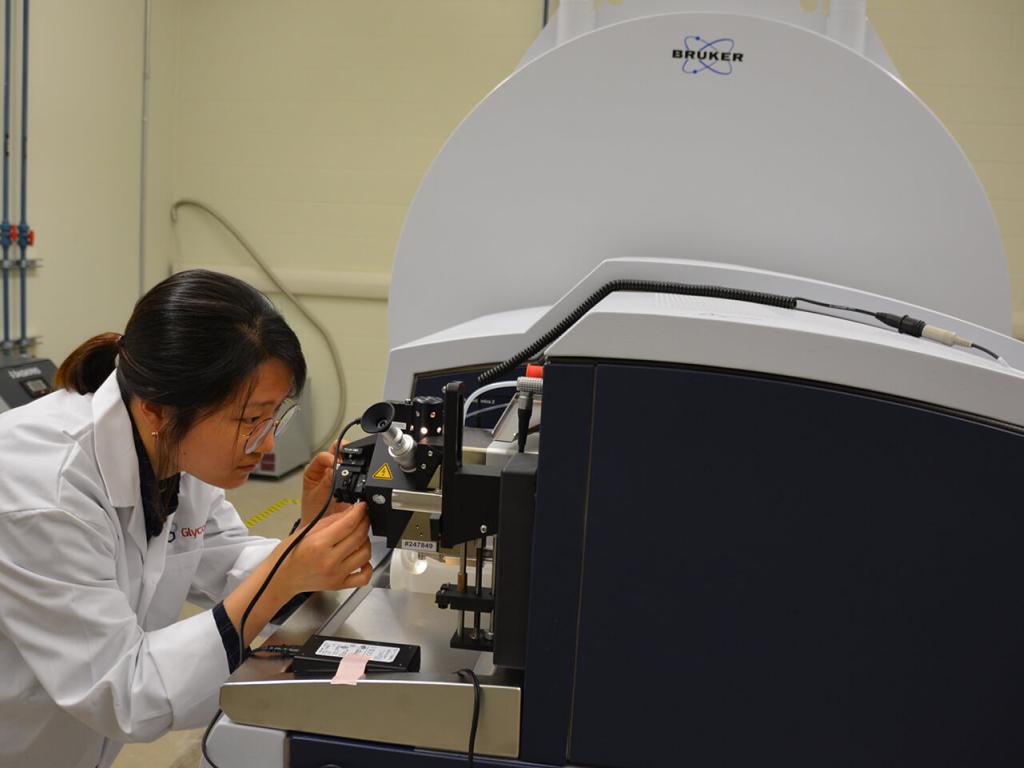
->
[[202, 418, 361, 768], [200, 708, 223, 768], [250, 643, 301, 658], [478, 280, 1007, 384], [237, 418, 360, 664], [477, 280, 797, 384], [516, 392, 533, 453], [456, 668, 481, 767], [793, 296, 876, 318], [971, 343, 1000, 360], [799, 300, 931, 337], [799, 300, 1003, 360]]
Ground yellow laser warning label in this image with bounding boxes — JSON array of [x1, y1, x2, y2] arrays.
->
[[372, 463, 394, 481]]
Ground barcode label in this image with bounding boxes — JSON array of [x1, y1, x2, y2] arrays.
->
[[315, 640, 400, 664]]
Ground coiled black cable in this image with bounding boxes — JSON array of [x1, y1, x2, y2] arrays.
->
[[476, 280, 797, 384]]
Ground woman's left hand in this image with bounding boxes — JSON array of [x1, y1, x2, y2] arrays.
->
[[300, 449, 352, 527]]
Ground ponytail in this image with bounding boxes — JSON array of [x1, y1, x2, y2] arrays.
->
[[55, 332, 122, 394]]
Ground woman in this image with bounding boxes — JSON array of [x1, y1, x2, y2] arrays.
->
[[0, 270, 372, 768]]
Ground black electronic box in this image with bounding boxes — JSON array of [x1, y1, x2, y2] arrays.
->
[[0, 356, 56, 413], [292, 634, 421, 678]]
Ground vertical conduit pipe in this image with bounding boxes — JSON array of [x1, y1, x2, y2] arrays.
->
[[17, 0, 27, 352], [1, 0, 10, 354], [138, 0, 151, 297]]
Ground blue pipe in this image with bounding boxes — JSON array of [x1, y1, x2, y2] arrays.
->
[[1, 0, 10, 353], [17, 0, 27, 352]]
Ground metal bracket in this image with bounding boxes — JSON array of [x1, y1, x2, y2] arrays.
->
[[0, 258, 40, 269], [0, 336, 38, 353]]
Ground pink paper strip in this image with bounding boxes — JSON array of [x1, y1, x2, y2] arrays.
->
[[331, 653, 371, 686]]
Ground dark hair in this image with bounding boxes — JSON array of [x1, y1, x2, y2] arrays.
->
[[57, 268, 306, 491]]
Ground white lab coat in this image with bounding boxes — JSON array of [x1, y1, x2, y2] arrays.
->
[[0, 372, 279, 768]]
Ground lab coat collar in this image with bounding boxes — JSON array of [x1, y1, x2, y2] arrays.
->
[[92, 371, 147, 552], [91, 371, 175, 619]]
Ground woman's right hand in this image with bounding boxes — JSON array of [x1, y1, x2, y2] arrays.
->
[[226, 501, 374, 648], [275, 501, 373, 594]]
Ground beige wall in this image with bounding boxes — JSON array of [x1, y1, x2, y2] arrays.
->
[[868, 0, 1024, 337], [168, 0, 542, 437], [143, 0, 183, 293], [12, 1, 144, 366]]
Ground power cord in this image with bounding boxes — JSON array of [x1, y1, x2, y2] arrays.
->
[[170, 198, 350, 450], [201, 418, 361, 768], [456, 668, 481, 767]]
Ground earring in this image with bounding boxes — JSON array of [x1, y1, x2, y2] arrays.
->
[[150, 431, 160, 440]]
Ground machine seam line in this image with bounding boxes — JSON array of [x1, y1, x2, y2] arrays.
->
[[565, 367, 599, 756]]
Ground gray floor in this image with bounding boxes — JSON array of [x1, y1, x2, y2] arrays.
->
[[113, 468, 305, 768]]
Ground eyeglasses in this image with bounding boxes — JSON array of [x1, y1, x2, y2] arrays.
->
[[242, 403, 299, 454]]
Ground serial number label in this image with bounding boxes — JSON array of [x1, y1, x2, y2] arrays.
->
[[401, 539, 438, 552]]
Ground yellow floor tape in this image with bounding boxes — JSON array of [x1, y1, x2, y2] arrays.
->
[[244, 498, 300, 529]]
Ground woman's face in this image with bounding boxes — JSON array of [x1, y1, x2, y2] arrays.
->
[[176, 357, 294, 489]]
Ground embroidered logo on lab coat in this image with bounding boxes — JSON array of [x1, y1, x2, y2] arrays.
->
[[181, 525, 206, 539]]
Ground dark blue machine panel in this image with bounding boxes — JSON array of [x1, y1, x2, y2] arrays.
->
[[519, 364, 595, 764], [568, 363, 1024, 767], [289, 734, 554, 768], [287, 361, 1024, 767]]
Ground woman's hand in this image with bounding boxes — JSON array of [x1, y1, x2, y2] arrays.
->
[[301, 449, 350, 527], [224, 501, 373, 645], [276, 501, 374, 594]]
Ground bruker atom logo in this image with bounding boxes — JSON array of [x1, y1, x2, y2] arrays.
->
[[672, 36, 744, 76]]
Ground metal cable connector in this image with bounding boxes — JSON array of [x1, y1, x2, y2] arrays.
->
[[516, 376, 544, 394]]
